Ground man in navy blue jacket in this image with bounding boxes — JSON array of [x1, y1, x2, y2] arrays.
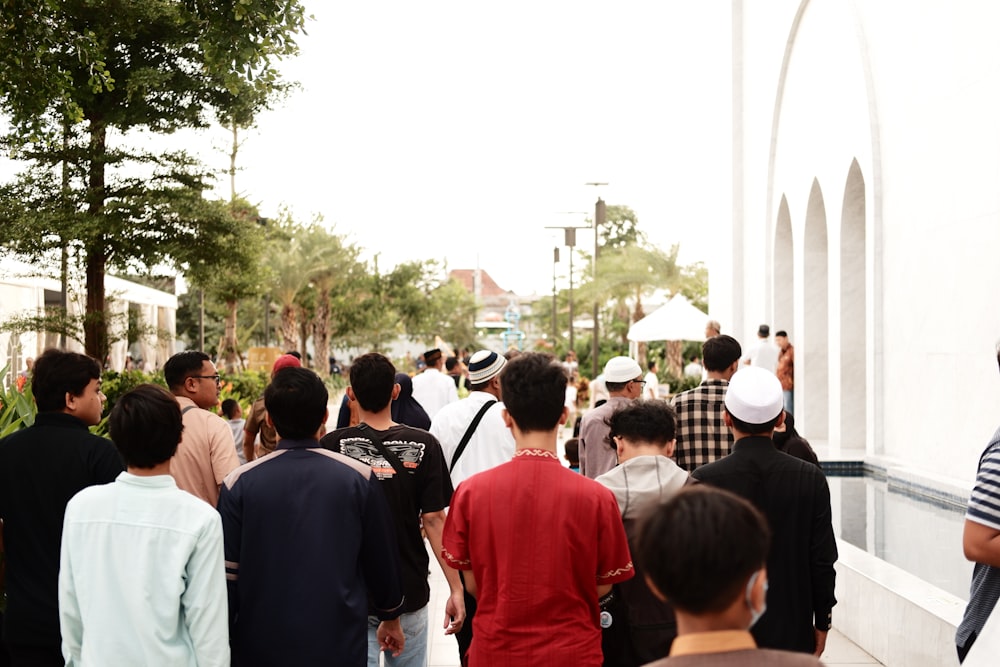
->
[[218, 366, 405, 666]]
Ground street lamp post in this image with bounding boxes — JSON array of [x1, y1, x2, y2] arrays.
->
[[586, 183, 609, 377], [552, 246, 560, 341], [545, 223, 589, 353]]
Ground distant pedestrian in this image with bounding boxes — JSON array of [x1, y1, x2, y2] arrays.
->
[[579, 356, 645, 479], [743, 324, 780, 374], [705, 320, 721, 338], [671, 335, 742, 472], [221, 398, 246, 464], [775, 330, 795, 414], [411, 348, 459, 419], [391, 372, 432, 431], [244, 353, 302, 461]]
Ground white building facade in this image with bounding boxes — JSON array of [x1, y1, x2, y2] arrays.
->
[[715, 0, 1000, 484], [0, 258, 177, 382]]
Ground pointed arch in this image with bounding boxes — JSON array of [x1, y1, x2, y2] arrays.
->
[[840, 159, 867, 449], [803, 178, 829, 439]]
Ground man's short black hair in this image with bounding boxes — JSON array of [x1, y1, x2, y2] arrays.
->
[[775, 330, 788, 338], [109, 384, 182, 468], [445, 356, 459, 372], [221, 398, 240, 419], [726, 409, 782, 435], [163, 351, 211, 390], [608, 400, 677, 447], [637, 486, 771, 614], [349, 353, 396, 412], [702, 335, 742, 372], [31, 348, 102, 412], [264, 367, 328, 440], [500, 352, 567, 433], [605, 380, 629, 393]]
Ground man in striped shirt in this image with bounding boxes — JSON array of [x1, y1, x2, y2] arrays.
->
[[671, 335, 742, 472], [957, 341, 1000, 662]]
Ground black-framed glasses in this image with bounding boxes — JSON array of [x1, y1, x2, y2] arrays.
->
[[190, 374, 222, 384], [631, 379, 647, 387]]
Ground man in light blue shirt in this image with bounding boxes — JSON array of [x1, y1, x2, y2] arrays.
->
[[59, 384, 229, 666]]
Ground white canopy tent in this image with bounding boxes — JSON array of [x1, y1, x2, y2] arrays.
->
[[627, 294, 708, 343]]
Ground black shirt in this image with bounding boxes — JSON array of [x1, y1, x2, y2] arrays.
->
[[692, 436, 837, 653], [0, 413, 124, 646], [321, 423, 453, 613]]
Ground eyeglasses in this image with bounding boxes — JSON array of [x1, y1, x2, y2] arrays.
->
[[190, 374, 222, 384], [631, 379, 647, 387]]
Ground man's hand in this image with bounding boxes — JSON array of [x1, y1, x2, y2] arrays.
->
[[377, 619, 405, 657], [443, 589, 466, 635], [814, 628, 828, 657]]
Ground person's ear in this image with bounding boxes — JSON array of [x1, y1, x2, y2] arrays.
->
[[644, 574, 668, 602], [723, 410, 734, 428], [501, 408, 513, 428], [559, 405, 569, 426], [346, 386, 357, 402], [391, 383, 401, 401], [773, 411, 785, 430], [750, 567, 768, 608], [664, 438, 676, 457], [64, 392, 77, 412], [615, 436, 626, 458]]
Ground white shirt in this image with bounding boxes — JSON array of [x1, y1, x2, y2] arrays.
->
[[643, 371, 660, 400], [430, 391, 515, 487], [411, 367, 459, 419], [59, 472, 229, 667], [745, 338, 780, 374]]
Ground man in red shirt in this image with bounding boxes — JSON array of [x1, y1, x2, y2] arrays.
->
[[442, 353, 634, 666]]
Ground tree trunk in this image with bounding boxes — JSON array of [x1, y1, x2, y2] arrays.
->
[[221, 299, 240, 373], [313, 292, 331, 378], [84, 120, 108, 363], [298, 315, 309, 365], [280, 304, 297, 352]]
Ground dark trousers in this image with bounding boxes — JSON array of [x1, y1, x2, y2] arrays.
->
[[6, 644, 61, 667], [456, 571, 477, 667], [958, 631, 978, 664]]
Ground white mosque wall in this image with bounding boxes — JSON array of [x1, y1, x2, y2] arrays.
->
[[725, 0, 1000, 483]]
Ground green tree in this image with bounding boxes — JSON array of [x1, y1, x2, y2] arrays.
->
[[0, 1, 307, 361]]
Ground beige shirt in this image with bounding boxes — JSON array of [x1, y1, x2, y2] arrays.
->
[[171, 396, 240, 507]]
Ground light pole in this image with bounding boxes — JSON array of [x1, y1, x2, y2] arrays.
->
[[545, 223, 589, 353], [586, 183, 609, 377], [552, 246, 560, 341]]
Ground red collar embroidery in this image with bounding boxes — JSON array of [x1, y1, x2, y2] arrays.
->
[[513, 448, 559, 460]]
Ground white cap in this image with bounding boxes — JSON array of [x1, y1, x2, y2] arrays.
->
[[724, 366, 783, 424], [603, 356, 643, 383]]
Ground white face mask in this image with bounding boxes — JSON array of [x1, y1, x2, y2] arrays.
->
[[745, 570, 768, 629]]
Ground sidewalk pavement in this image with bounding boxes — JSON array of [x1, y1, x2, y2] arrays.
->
[[419, 541, 882, 667]]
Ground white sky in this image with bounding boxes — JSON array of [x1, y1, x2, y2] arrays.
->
[[220, 1, 733, 295], [2, 1, 733, 297]]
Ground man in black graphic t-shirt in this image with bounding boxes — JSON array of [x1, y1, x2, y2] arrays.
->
[[322, 353, 462, 666]]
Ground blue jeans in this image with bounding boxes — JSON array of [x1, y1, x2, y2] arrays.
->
[[367, 605, 429, 667], [783, 389, 794, 416]]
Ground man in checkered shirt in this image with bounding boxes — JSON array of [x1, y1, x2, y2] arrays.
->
[[670, 335, 742, 472]]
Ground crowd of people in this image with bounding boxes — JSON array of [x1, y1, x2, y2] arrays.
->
[[1, 324, 993, 666]]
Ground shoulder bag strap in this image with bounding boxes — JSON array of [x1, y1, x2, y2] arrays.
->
[[449, 400, 497, 473], [357, 423, 416, 501], [181, 405, 199, 416]]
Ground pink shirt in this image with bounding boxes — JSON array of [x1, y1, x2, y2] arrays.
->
[[443, 448, 634, 666], [171, 397, 240, 507]]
